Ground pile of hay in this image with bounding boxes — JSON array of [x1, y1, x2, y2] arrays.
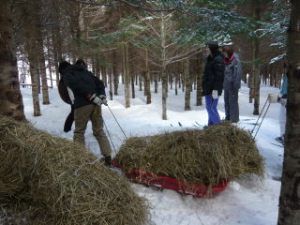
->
[[0, 116, 148, 225], [115, 123, 264, 185]]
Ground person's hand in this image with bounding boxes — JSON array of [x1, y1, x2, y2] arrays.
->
[[90, 94, 102, 106], [90, 94, 107, 106], [212, 90, 218, 99], [99, 95, 108, 106]]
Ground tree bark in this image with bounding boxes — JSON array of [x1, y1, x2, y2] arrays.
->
[[184, 59, 191, 111], [37, 30, 50, 104], [277, 1, 300, 224], [161, 13, 167, 120], [0, 0, 25, 120], [144, 49, 151, 104], [122, 43, 130, 108], [112, 51, 119, 95], [196, 56, 203, 106]]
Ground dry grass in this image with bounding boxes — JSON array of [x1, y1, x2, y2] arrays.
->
[[0, 116, 148, 225], [115, 123, 264, 185]]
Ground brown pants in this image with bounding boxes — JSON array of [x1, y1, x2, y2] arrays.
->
[[74, 104, 111, 157]]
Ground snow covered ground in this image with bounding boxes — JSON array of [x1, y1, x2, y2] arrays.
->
[[21, 82, 283, 225]]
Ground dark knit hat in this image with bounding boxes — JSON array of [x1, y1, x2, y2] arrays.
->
[[206, 41, 219, 48], [58, 61, 71, 74]]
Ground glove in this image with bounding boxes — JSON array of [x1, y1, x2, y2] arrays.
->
[[99, 95, 108, 106], [90, 94, 107, 106], [212, 90, 218, 99]]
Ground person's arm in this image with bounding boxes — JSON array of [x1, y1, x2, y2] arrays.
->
[[212, 56, 225, 93], [233, 59, 242, 89]]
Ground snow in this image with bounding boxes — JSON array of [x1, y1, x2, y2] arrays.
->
[[21, 82, 283, 225]]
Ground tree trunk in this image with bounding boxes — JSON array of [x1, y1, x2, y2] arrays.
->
[[184, 59, 191, 111], [28, 50, 41, 117], [252, 1, 261, 115], [131, 75, 135, 99], [144, 49, 151, 104], [196, 57, 203, 106], [175, 73, 178, 96], [277, 1, 300, 224], [112, 51, 119, 95], [0, 0, 25, 120], [37, 30, 50, 104], [122, 43, 130, 108], [161, 13, 167, 120], [108, 69, 113, 100]]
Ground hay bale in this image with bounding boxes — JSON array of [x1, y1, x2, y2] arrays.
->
[[115, 123, 264, 185], [0, 116, 148, 225]]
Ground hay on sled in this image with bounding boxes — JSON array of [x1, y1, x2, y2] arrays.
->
[[0, 116, 148, 225], [115, 123, 264, 186]]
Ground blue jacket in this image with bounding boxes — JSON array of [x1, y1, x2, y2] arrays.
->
[[280, 74, 288, 98]]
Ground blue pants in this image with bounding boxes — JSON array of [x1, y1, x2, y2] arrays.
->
[[205, 95, 220, 125]]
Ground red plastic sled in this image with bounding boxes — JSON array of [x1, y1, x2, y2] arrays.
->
[[112, 161, 228, 198]]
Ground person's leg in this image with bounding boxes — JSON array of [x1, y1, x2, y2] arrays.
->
[[210, 98, 220, 124], [279, 103, 286, 138], [205, 95, 213, 125], [74, 105, 93, 145], [64, 105, 74, 132], [224, 89, 230, 121], [90, 105, 112, 159], [229, 88, 239, 123]]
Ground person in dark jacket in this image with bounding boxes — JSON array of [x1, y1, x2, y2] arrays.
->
[[222, 43, 242, 123], [202, 41, 225, 126], [62, 59, 112, 166]]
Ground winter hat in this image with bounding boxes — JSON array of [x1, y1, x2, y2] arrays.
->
[[206, 41, 219, 55], [75, 59, 87, 69], [58, 61, 71, 74]]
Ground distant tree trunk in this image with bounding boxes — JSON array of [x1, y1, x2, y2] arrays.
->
[[252, 0, 261, 115], [161, 13, 167, 120], [46, 36, 54, 89], [131, 75, 135, 99], [154, 73, 158, 93], [169, 74, 173, 90], [112, 51, 119, 95], [144, 49, 151, 104], [196, 57, 203, 106], [108, 69, 113, 100], [184, 59, 191, 111], [140, 75, 143, 92], [28, 50, 41, 116], [51, 31, 61, 86], [277, 1, 300, 224], [175, 73, 178, 96], [122, 43, 130, 108], [37, 31, 50, 104], [0, 0, 25, 120]]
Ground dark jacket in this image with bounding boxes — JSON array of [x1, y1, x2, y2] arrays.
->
[[202, 51, 225, 96], [62, 64, 106, 109]]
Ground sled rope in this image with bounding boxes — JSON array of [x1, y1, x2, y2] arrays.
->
[[103, 119, 117, 154], [107, 105, 128, 139]]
